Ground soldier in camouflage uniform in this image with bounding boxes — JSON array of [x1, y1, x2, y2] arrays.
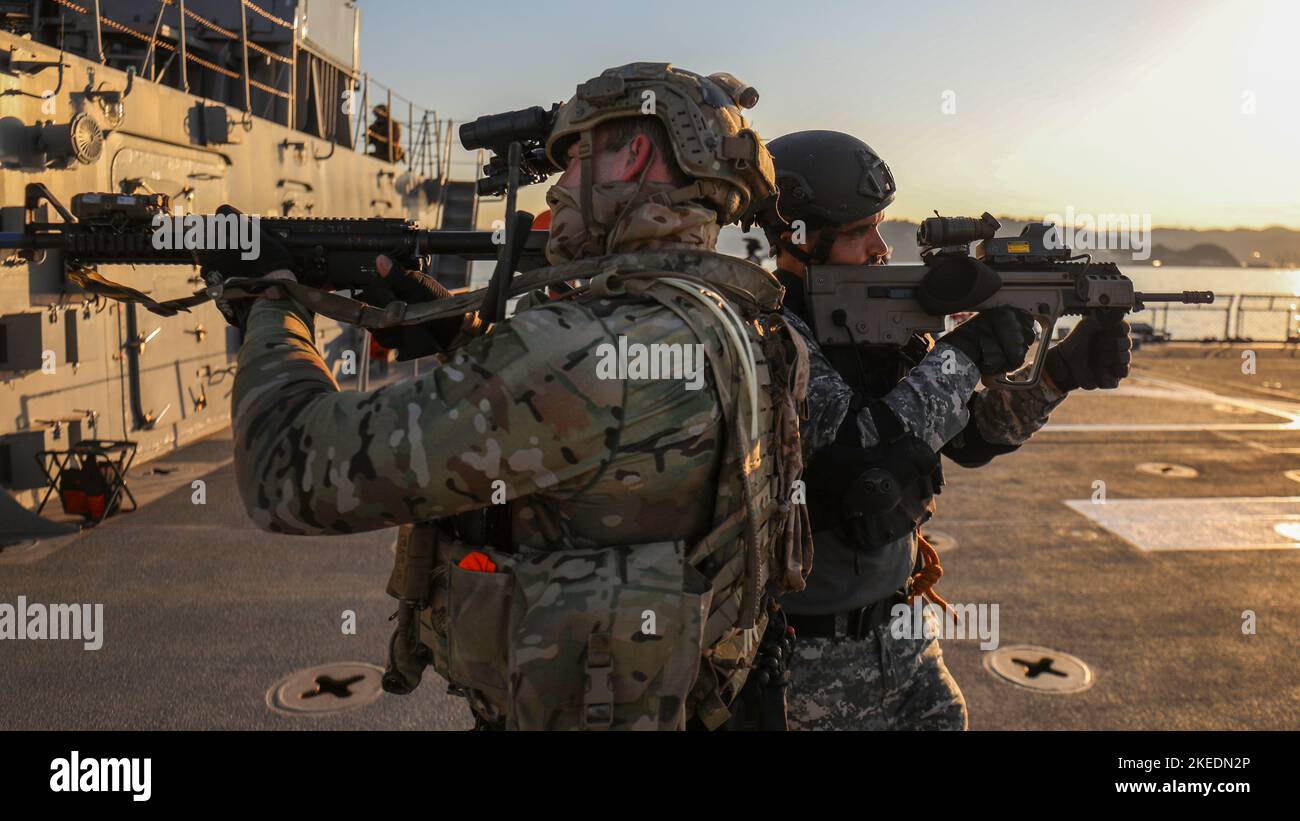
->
[[211, 63, 814, 730], [766, 130, 1132, 730]]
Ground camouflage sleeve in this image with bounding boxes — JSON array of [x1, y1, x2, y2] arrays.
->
[[881, 342, 982, 451], [970, 373, 1068, 446], [231, 296, 623, 535], [782, 310, 857, 456], [781, 310, 981, 455]]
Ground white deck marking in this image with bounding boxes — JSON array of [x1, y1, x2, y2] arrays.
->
[[1065, 496, 1300, 551], [1043, 374, 1300, 432]]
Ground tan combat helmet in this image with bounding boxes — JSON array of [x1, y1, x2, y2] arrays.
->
[[544, 62, 781, 244]]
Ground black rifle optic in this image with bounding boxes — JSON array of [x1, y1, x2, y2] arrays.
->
[[916, 211, 1002, 248], [459, 104, 562, 197]]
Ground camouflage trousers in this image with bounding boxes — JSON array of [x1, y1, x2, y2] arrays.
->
[[787, 607, 967, 731]]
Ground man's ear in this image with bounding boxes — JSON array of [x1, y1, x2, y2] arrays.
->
[[618, 133, 656, 182]]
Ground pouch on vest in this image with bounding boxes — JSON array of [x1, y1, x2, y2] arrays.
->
[[506, 540, 711, 731], [422, 538, 518, 707]]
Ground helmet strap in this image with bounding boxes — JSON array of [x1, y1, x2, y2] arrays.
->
[[602, 143, 656, 248], [578, 130, 605, 257], [779, 224, 838, 270], [811, 225, 838, 263]]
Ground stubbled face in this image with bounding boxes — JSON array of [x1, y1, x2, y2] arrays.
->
[[778, 210, 892, 275], [818, 211, 891, 265]]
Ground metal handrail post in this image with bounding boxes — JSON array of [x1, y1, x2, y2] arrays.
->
[[143, 0, 166, 80], [357, 72, 368, 153], [92, 0, 104, 62], [239, 0, 251, 113], [386, 87, 393, 162], [410, 111, 421, 174], [177, 0, 189, 91], [444, 125, 456, 184], [419, 112, 431, 175], [289, 8, 298, 129], [433, 116, 442, 180], [423, 112, 433, 177]]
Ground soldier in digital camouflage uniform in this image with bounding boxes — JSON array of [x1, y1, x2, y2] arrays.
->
[[765, 130, 1133, 730], [211, 63, 815, 731]]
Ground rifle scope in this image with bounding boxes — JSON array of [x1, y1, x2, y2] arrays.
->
[[460, 104, 563, 196], [918, 212, 1001, 248], [459, 105, 559, 153]]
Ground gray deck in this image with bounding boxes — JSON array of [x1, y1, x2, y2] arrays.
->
[[2, 343, 1297, 730]]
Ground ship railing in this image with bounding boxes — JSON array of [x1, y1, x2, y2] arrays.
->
[[351, 72, 453, 183], [39, 0, 451, 181], [1114, 293, 1299, 343]]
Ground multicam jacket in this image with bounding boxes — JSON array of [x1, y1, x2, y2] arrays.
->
[[231, 208, 780, 551], [234, 285, 735, 544], [230, 200, 809, 730]]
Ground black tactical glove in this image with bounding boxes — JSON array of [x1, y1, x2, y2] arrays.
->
[[363, 255, 470, 360], [937, 306, 1037, 377], [195, 205, 296, 330], [1044, 312, 1132, 391]]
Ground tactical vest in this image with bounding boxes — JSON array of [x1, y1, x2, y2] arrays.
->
[[384, 249, 810, 730]]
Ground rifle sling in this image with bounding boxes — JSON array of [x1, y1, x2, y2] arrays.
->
[[77, 250, 765, 331]]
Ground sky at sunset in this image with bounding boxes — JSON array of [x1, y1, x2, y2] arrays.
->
[[356, 0, 1300, 231]]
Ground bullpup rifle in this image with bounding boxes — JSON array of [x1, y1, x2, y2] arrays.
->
[[805, 212, 1214, 389]]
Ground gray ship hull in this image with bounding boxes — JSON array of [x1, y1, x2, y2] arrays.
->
[[1, 27, 450, 510]]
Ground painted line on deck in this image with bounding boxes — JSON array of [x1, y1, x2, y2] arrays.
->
[[1042, 373, 1300, 432], [1065, 496, 1300, 552]]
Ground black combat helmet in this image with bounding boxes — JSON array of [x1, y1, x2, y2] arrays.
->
[[768, 129, 896, 227]]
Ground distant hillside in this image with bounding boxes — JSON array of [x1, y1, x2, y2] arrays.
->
[[1145, 243, 1238, 267], [1142, 226, 1300, 268], [723, 219, 1300, 268], [888, 219, 1299, 267]]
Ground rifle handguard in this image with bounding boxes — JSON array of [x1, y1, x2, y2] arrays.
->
[[917, 256, 1002, 315]]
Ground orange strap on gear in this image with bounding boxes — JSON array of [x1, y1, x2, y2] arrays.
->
[[910, 532, 959, 623], [458, 551, 497, 573]]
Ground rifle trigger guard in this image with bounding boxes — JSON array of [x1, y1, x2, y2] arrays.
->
[[984, 311, 1057, 391]]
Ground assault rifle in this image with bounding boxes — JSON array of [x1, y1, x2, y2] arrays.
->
[[0, 183, 548, 317], [805, 212, 1214, 390]]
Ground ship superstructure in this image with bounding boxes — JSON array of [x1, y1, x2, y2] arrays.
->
[[0, 0, 478, 509]]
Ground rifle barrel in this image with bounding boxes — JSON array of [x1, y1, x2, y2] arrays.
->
[[1136, 291, 1215, 305], [0, 229, 551, 263], [412, 229, 548, 260]]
